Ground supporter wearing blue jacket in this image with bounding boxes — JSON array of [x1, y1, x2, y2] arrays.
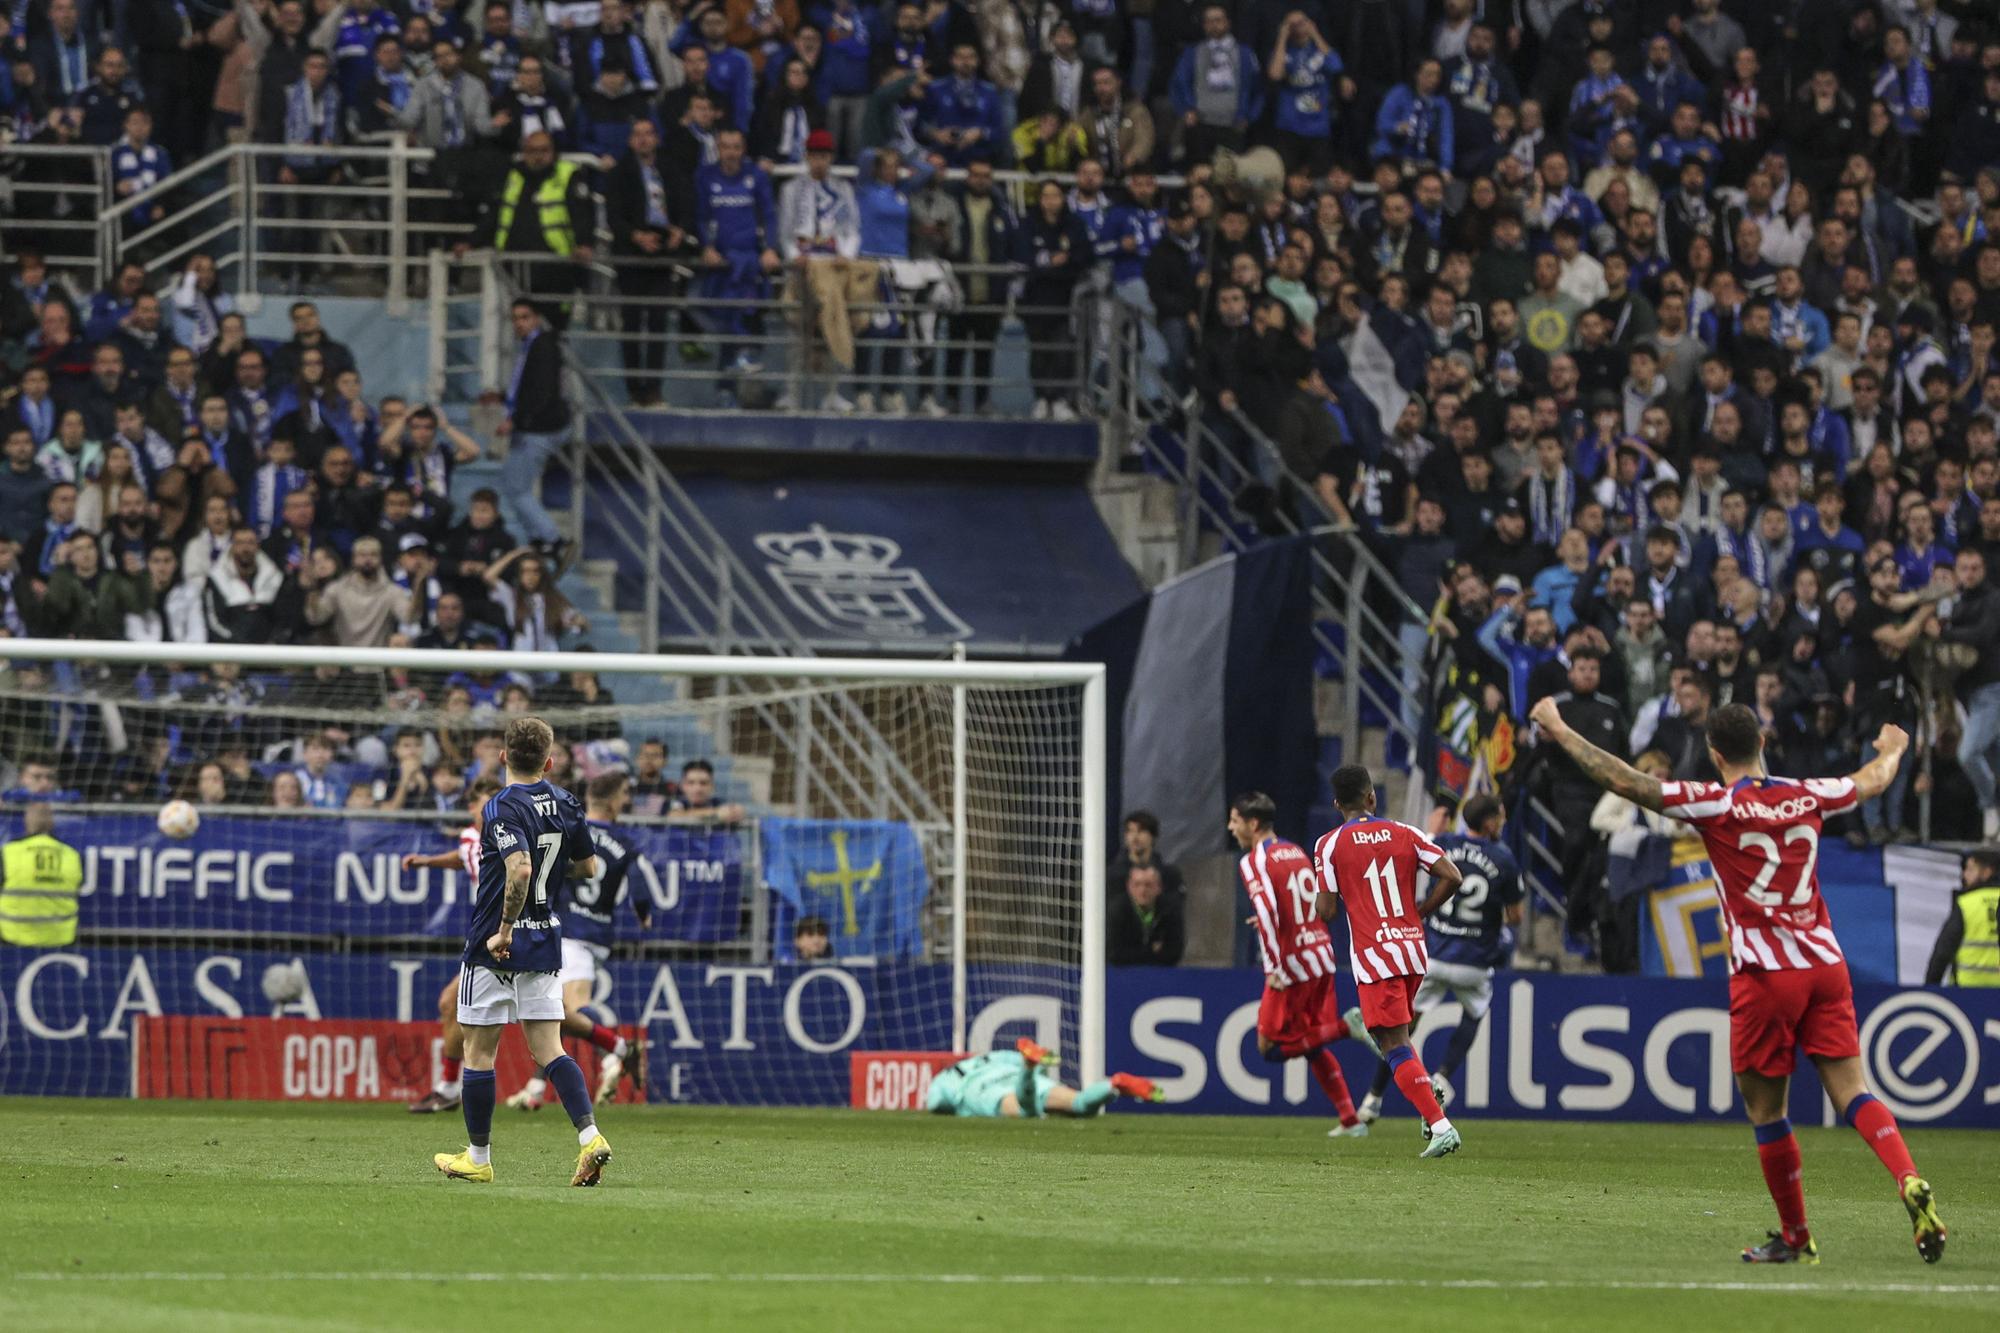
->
[[673, 6, 754, 134], [853, 146, 933, 408], [332, 0, 401, 105], [1647, 103, 1721, 188], [920, 43, 1002, 167], [1632, 35, 1703, 133], [1170, 5, 1262, 164], [1770, 268, 1832, 367], [694, 127, 779, 386], [1371, 60, 1453, 174], [1265, 11, 1342, 174], [813, 0, 873, 95]]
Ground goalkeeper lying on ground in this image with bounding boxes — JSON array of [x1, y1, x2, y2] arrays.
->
[[926, 1039, 1164, 1118]]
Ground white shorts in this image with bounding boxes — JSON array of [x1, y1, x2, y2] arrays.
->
[[1414, 960, 1497, 1020], [558, 937, 607, 985], [456, 964, 564, 1026]]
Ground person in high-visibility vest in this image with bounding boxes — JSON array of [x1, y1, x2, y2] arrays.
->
[[0, 804, 84, 947], [1925, 847, 2000, 987], [471, 130, 595, 315]]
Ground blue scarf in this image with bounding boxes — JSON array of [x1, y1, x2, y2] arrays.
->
[[284, 79, 343, 166], [589, 32, 658, 92]]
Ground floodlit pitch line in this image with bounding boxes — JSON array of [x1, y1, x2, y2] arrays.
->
[[9, 1273, 1998, 1295]]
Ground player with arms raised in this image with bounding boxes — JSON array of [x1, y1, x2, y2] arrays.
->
[[433, 717, 615, 1187], [1228, 790, 1377, 1137], [1529, 695, 1946, 1265], [1313, 764, 1466, 1158], [508, 771, 651, 1110]]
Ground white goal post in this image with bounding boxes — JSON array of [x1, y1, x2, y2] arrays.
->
[[0, 638, 1106, 1098]]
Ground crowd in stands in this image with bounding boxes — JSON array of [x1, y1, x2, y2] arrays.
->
[[5, 3, 2000, 950], [0, 266, 590, 649]]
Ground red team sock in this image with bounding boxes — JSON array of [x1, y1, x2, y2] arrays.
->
[[441, 1056, 462, 1082], [1845, 1094, 1919, 1184], [1308, 1050, 1358, 1126], [587, 1023, 622, 1054], [1754, 1120, 1810, 1245], [1386, 1047, 1445, 1125]]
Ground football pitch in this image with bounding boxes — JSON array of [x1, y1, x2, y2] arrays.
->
[[2, 1100, 1992, 1332]]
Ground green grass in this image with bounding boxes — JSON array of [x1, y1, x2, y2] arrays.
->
[[0, 1101, 1993, 1332]]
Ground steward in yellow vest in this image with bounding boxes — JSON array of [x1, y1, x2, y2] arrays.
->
[[477, 132, 595, 264], [0, 804, 84, 947], [1925, 848, 2000, 987]]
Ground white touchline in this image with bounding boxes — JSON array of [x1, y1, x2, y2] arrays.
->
[[8, 1273, 1999, 1296]]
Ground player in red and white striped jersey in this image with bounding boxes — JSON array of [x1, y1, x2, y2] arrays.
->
[[404, 777, 500, 1114], [1229, 791, 1378, 1138], [1313, 765, 1465, 1159], [1530, 696, 1946, 1266]]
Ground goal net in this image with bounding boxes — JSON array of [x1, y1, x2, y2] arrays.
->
[[0, 641, 1104, 1109]]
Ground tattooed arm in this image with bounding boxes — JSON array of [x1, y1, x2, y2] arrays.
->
[[1527, 696, 1666, 814], [486, 849, 533, 960], [1845, 724, 1910, 801]]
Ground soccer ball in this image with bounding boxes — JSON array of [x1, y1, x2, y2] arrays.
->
[[157, 799, 201, 839], [261, 960, 308, 1007]]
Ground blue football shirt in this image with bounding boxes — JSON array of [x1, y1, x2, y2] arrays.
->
[[464, 778, 592, 973], [562, 819, 645, 949], [1425, 833, 1525, 971]]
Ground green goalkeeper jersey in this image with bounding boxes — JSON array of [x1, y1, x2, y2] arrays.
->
[[925, 1051, 1058, 1118]]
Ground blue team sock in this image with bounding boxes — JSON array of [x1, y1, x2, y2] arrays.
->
[[1754, 1117, 1795, 1145], [1072, 1080, 1115, 1116], [543, 1054, 596, 1133], [462, 1068, 496, 1148]]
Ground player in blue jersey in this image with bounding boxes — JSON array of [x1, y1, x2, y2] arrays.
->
[[1356, 795, 1523, 1123], [434, 716, 613, 1186], [925, 1038, 1164, 1118], [507, 771, 651, 1109]]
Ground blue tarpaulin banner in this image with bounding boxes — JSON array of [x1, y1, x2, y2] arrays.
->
[[1078, 538, 1317, 864], [761, 818, 929, 959], [0, 812, 744, 943], [663, 477, 1145, 655]]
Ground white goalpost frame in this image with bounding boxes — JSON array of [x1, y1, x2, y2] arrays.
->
[[0, 638, 1111, 1085]]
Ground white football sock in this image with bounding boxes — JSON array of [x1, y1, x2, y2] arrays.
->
[[578, 1125, 598, 1146], [467, 1144, 491, 1166]]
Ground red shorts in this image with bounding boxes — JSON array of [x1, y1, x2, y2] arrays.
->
[[1729, 962, 1861, 1078], [1356, 974, 1422, 1032], [1258, 973, 1340, 1047]]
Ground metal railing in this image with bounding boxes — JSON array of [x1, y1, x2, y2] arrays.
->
[[446, 250, 1091, 419], [0, 142, 113, 289], [1097, 300, 1427, 768], [91, 137, 473, 314], [435, 255, 948, 830]]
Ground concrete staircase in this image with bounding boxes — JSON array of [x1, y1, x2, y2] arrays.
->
[[1090, 469, 1184, 589]]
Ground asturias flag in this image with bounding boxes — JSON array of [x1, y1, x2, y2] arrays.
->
[[761, 819, 929, 958]]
